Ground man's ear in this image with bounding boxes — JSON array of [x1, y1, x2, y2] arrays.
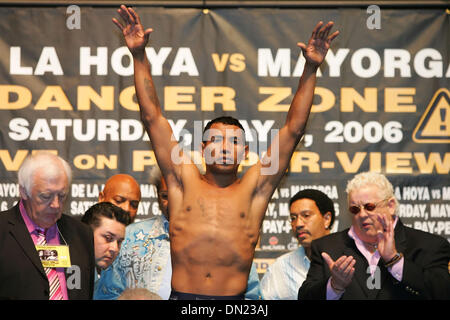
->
[[98, 191, 105, 202], [387, 197, 397, 216], [323, 211, 332, 230], [201, 141, 206, 158], [19, 186, 29, 200]]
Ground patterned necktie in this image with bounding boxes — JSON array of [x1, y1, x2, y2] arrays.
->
[[36, 228, 63, 300]]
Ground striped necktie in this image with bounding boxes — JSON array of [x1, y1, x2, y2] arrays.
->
[[36, 228, 63, 300]]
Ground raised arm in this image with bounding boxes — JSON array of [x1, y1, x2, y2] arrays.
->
[[113, 5, 185, 185], [255, 21, 339, 198]]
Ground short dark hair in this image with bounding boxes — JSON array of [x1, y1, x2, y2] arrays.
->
[[81, 202, 131, 229], [289, 189, 335, 230], [203, 116, 245, 142]]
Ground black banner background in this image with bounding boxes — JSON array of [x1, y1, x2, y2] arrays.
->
[[0, 5, 448, 274]]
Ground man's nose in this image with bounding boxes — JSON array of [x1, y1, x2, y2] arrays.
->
[[359, 206, 371, 217], [109, 241, 119, 254], [221, 140, 231, 153], [49, 195, 61, 208], [120, 201, 131, 213], [294, 217, 305, 228]]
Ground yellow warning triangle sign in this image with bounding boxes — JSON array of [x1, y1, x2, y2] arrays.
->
[[413, 88, 450, 143]]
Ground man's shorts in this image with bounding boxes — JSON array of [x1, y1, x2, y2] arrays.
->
[[169, 290, 245, 300]]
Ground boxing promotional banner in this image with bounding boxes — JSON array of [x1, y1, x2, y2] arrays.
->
[[0, 5, 448, 274]]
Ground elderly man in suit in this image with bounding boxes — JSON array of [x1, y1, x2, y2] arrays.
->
[[0, 152, 95, 300], [298, 171, 450, 300]]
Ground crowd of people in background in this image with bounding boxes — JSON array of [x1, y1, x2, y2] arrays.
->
[[1, 151, 449, 300]]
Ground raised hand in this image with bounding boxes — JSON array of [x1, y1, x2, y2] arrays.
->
[[112, 5, 153, 56], [297, 21, 339, 67], [322, 252, 355, 292], [376, 213, 398, 262]]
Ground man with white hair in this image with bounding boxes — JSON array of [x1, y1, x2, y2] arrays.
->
[[0, 152, 95, 300], [298, 171, 450, 300]]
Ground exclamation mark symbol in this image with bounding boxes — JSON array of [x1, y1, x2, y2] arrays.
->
[[440, 108, 447, 131]]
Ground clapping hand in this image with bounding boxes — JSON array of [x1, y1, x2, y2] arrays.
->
[[322, 252, 356, 292], [375, 213, 398, 262]]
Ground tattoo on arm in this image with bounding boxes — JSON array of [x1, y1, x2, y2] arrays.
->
[[143, 78, 158, 104]]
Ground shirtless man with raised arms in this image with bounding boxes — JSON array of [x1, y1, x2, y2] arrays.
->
[[113, 5, 339, 299]]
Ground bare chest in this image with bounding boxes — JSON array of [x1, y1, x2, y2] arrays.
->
[[169, 181, 259, 244], [177, 184, 251, 224]]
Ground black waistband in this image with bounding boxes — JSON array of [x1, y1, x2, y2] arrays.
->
[[169, 290, 245, 300]]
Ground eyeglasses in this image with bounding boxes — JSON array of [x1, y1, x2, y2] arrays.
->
[[349, 198, 390, 215]]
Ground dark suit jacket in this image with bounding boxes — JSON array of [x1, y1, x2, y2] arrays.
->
[[298, 219, 450, 300], [0, 203, 95, 300]]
